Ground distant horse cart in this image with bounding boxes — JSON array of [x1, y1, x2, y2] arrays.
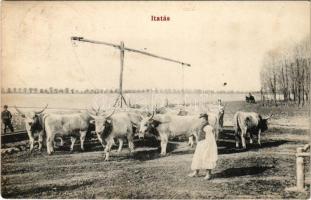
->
[[246, 94, 256, 104]]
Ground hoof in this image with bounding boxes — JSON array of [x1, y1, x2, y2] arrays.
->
[[204, 175, 212, 180], [188, 172, 198, 177]]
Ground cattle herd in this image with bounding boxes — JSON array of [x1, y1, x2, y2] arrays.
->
[[14, 102, 272, 160]]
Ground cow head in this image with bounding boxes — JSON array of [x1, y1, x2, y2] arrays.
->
[[138, 111, 156, 139], [259, 114, 272, 132], [177, 109, 188, 116], [15, 105, 48, 132], [88, 106, 116, 135]]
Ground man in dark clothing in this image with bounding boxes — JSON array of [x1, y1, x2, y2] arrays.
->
[[2, 105, 14, 134]]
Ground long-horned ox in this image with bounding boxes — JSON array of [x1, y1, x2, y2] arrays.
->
[[233, 111, 272, 149], [15, 105, 48, 152], [87, 107, 142, 161], [138, 111, 208, 156], [43, 111, 93, 154]]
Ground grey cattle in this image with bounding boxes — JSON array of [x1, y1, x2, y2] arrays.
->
[[138, 112, 208, 156], [44, 112, 92, 154], [156, 107, 188, 116], [233, 111, 271, 149], [15, 105, 48, 152], [88, 109, 142, 161]]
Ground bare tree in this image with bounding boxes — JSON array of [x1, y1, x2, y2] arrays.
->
[[260, 36, 310, 106]]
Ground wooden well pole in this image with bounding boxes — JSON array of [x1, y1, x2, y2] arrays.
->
[[119, 41, 125, 108], [182, 64, 185, 106], [71, 36, 191, 108]]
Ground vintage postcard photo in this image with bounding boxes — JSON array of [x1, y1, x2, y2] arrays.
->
[[1, 1, 310, 199]]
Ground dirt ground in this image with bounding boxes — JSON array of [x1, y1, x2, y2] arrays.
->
[[1, 101, 310, 199]]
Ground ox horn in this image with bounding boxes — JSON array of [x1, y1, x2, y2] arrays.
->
[[148, 110, 155, 120], [91, 105, 102, 116], [265, 113, 273, 120], [87, 106, 98, 119], [105, 107, 116, 119], [98, 105, 107, 116], [35, 104, 48, 114], [14, 106, 26, 117]]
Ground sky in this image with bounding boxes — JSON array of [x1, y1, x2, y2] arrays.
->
[[1, 1, 310, 91]]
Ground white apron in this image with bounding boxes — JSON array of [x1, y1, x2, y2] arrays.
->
[[191, 125, 218, 170]]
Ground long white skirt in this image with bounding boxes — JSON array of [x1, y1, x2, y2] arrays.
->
[[191, 130, 218, 170]]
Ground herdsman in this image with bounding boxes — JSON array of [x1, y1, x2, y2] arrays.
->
[[217, 99, 225, 132], [1, 105, 14, 134]]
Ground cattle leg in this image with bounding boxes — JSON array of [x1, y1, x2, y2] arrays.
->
[[26, 130, 35, 153], [188, 135, 194, 147], [117, 138, 123, 153], [46, 135, 55, 155], [258, 129, 261, 146], [235, 133, 240, 148], [70, 137, 77, 152], [80, 131, 87, 151], [38, 131, 44, 151], [127, 129, 135, 155], [248, 132, 253, 144], [128, 139, 134, 154], [96, 133, 106, 149], [241, 127, 247, 149], [104, 139, 113, 161], [160, 134, 168, 156], [59, 137, 64, 146], [188, 132, 198, 147]]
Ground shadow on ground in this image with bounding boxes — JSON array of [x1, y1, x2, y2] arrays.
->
[[30, 128, 291, 161], [213, 166, 275, 178]]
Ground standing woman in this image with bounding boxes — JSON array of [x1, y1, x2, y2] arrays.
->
[[188, 125, 218, 180]]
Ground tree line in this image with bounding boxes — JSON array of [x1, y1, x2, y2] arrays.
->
[[260, 36, 310, 106], [1, 87, 257, 95]]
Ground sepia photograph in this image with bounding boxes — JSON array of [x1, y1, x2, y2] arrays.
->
[[1, 1, 310, 199]]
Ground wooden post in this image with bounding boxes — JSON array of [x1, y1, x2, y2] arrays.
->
[[296, 147, 305, 191], [119, 41, 125, 107], [151, 89, 154, 111], [182, 64, 185, 106], [286, 144, 309, 192]]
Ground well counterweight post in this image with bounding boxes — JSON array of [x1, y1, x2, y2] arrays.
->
[[119, 41, 125, 107]]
